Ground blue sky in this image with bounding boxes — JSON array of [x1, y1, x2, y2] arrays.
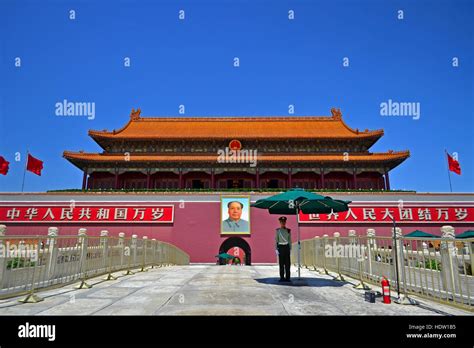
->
[[0, 0, 473, 192]]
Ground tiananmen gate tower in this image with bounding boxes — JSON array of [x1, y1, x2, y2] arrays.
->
[[63, 108, 410, 191], [1, 107, 473, 266]]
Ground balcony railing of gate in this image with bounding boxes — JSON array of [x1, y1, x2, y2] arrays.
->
[[291, 225, 473, 311], [0, 225, 190, 301]]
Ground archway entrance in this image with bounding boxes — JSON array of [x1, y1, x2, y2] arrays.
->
[[218, 237, 251, 265]]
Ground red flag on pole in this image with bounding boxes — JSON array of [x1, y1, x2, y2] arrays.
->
[[447, 153, 461, 175], [26, 154, 44, 176], [0, 156, 9, 175]]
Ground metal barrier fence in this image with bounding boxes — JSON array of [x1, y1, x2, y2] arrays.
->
[[291, 225, 474, 311], [0, 225, 190, 302]]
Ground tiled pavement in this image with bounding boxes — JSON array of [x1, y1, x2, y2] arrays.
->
[[0, 265, 471, 316]]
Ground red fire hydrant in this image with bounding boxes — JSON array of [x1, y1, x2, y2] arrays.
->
[[381, 277, 391, 304]]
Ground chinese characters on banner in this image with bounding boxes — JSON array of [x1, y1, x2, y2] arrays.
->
[[299, 205, 474, 224], [0, 205, 174, 223]]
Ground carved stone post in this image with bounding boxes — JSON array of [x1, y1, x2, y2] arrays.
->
[[440, 225, 460, 297], [123, 233, 136, 275], [352, 230, 370, 290], [312, 236, 320, 272], [131, 234, 138, 267], [100, 230, 109, 270], [46, 227, 59, 279], [139, 236, 148, 272], [118, 232, 125, 267], [75, 228, 92, 289], [366, 229, 376, 279], [150, 238, 157, 268], [0, 225, 6, 286], [348, 230, 357, 274], [392, 227, 405, 289], [393, 227, 417, 305], [322, 234, 329, 275], [333, 232, 344, 281]]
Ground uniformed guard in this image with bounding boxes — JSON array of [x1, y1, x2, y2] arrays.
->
[[275, 216, 291, 282]]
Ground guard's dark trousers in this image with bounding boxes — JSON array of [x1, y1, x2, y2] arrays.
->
[[278, 244, 291, 280]]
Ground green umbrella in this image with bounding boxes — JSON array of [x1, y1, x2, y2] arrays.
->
[[252, 188, 350, 215], [456, 230, 474, 239], [251, 188, 351, 278], [405, 230, 438, 238], [215, 253, 234, 259]]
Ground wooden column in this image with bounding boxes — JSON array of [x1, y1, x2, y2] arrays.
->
[[211, 169, 215, 189], [179, 169, 183, 189], [256, 168, 260, 189], [320, 169, 325, 189], [114, 170, 119, 189], [146, 170, 151, 190], [384, 170, 390, 191], [288, 168, 292, 189], [353, 169, 357, 189], [82, 169, 88, 190]]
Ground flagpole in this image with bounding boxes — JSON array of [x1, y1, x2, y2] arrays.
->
[[21, 149, 29, 192], [445, 149, 453, 193]]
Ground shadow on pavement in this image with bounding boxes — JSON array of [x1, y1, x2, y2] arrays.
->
[[254, 277, 349, 287]]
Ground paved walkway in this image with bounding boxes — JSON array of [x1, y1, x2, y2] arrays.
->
[[0, 265, 471, 315]]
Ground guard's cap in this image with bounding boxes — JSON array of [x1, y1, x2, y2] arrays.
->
[[278, 216, 287, 222]]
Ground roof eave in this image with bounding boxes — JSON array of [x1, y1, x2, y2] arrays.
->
[[61, 152, 411, 165], [85, 133, 384, 141]]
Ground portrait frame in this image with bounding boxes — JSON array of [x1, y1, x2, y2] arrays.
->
[[220, 195, 251, 235]]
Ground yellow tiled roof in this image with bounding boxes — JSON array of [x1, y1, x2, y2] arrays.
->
[[88, 110, 383, 140]]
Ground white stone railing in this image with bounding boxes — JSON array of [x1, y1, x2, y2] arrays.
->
[[292, 225, 474, 311], [0, 225, 190, 302]]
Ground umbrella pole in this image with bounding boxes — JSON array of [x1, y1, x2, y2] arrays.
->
[[297, 205, 301, 279]]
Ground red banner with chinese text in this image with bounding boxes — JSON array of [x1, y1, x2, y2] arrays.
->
[[0, 204, 174, 224], [299, 205, 474, 224]]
